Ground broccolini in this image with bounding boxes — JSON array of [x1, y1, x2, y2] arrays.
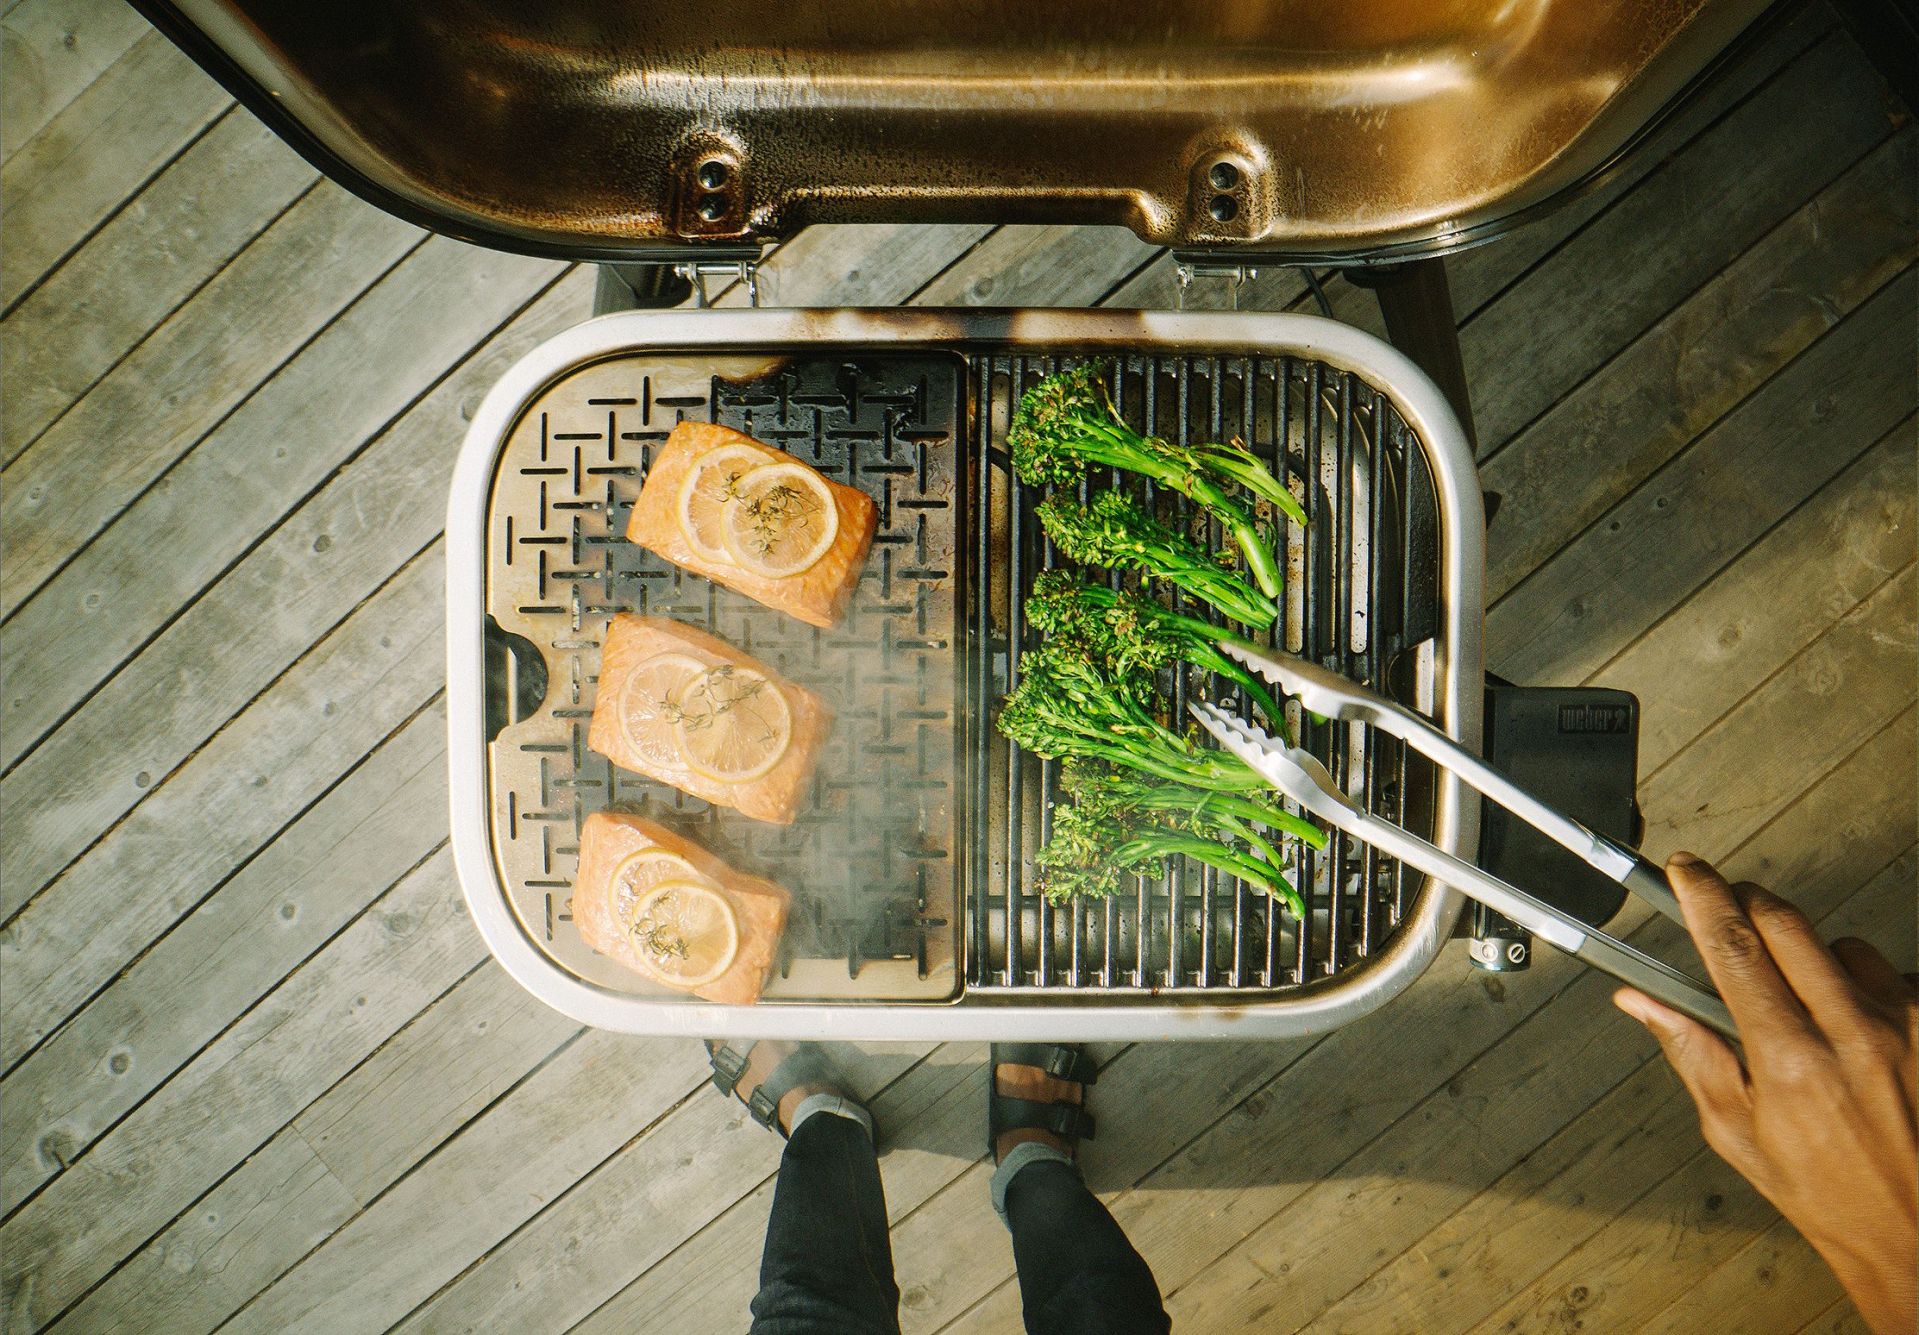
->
[[1008, 364, 1306, 599]]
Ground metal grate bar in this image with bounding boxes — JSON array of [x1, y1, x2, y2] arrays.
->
[[971, 350, 1441, 993]]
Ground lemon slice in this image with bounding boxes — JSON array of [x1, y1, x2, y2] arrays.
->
[[605, 848, 702, 927], [626, 879, 739, 989], [719, 462, 839, 578], [673, 665, 793, 784], [615, 652, 707, 771], [674, 443, 765, 564]]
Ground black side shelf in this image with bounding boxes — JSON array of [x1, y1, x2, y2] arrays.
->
[[1469, 681, 1643, 970]]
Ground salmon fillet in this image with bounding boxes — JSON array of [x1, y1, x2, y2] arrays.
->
[[587, 614, 831, 825], [572, 811, 789, 1005], [625, 421, 877, 629]]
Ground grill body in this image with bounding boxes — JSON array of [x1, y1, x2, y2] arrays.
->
[[447, 308, 1485, 1040]]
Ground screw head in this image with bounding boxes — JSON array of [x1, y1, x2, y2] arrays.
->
[[1209, 161, 1240, 190], [696, 194, 727, 222], [697, 159, 730, 190], [1208, 194, 1239, 223]]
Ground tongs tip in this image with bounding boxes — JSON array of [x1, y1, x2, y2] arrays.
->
[[1218, 638, 1291, 687]]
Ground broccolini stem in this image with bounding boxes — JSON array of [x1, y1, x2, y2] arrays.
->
[[1126, 782, 1325, 849], [1113, 831, 1304, 917], [1211, 813, 1288, 873], [1182, 640, 1291, 738], [1036, 434, 1282, 599], [1036, 494, 1278, 628], [1193, 446, 1311, 528]]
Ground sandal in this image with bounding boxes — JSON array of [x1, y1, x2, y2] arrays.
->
[[705, 1040, 855, 1139], [989, 1042, 1098, 1159]]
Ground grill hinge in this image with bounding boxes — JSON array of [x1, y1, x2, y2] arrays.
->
[[1172, 256, 1260, 310], [676, 255, 765, 308]]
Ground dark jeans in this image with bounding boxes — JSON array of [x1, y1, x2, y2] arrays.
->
[[750, 1112, 1170, 1335]]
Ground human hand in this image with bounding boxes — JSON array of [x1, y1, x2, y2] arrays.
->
[[1612, 852, 1917, 1335]]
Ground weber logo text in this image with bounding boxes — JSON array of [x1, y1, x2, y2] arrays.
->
[[1558, 702, 1632, 735]]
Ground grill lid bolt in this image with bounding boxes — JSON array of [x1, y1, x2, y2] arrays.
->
[[671, 134, 748, 239]]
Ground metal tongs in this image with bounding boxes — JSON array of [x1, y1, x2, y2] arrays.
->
[[1190, 643, 1736, 1040]]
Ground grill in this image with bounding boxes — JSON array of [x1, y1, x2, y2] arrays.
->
[[972, 353, 1441, 993], [447, 308, 1485, 1040]]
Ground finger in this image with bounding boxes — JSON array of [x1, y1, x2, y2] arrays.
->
[[1665, 853, 1813, 1042], [1830, 936, 1917, 1009], [1613, 987, 1753, 1152], [1734, 883, 1866, 1025]]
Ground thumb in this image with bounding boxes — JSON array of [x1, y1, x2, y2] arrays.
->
[[1614, 987, 1754, 1156]]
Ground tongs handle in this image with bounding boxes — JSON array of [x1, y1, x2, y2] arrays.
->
[[1343, 806, 1736, 1041], [1620, 855, 1684, 927], [1344, 691, 1688, 928], [1575, 932, 1736, 1040]]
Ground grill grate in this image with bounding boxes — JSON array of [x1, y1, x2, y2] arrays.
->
[[483, 351, 968, 1002], [969, 352, 1443, 991]]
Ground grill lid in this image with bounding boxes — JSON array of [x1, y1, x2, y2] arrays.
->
[[139, 0, 1769, 262]]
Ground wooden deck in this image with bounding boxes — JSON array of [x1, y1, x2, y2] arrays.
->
[[2, 3, 1913, 1330]]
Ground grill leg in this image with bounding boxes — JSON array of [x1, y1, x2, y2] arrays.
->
[[1346, 259, 1479, 453], [1832, 0, 1917, 113]]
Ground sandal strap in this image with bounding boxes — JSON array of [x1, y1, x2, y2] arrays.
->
[[708, 1042, 753, 1096], [992, 1094, 1096, 1144], [994, 1041, 1098, 1087], [751, 1047, 839, 1136], [707, 1041, 845, 1138]]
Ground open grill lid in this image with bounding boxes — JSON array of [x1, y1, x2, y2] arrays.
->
[[137, 0, 1771, 264]]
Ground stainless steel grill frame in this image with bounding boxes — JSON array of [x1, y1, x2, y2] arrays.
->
[[448, 308, 1485, 1041]]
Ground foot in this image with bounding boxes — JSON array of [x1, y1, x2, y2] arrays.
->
[[993, 1056, 1087, 1163], [706, 1039, 853, 1135]]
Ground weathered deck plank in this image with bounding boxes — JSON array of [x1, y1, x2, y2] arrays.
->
[[1488, 266, 1916, 685], [1603, 420, 1915, 770], [0, 850, 478, 1329], [0, 700, 449, 1208], [0, 268, 585, 943], [1479, 130, 1916, 604], [0, 181, 424, 609], [0, 0, 151, 160], [0, 113, 316, 462], [221, 1032, 715, 1333], [1638, 564, 1916, 858], [0, 30, 228, 309], [52, 1132, 358, 1335], [0, 550, 448, 1068], [1459, 29, 1898, 452], [0, 237, 560, 771], [1634, 1213, 1854, 1335]]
